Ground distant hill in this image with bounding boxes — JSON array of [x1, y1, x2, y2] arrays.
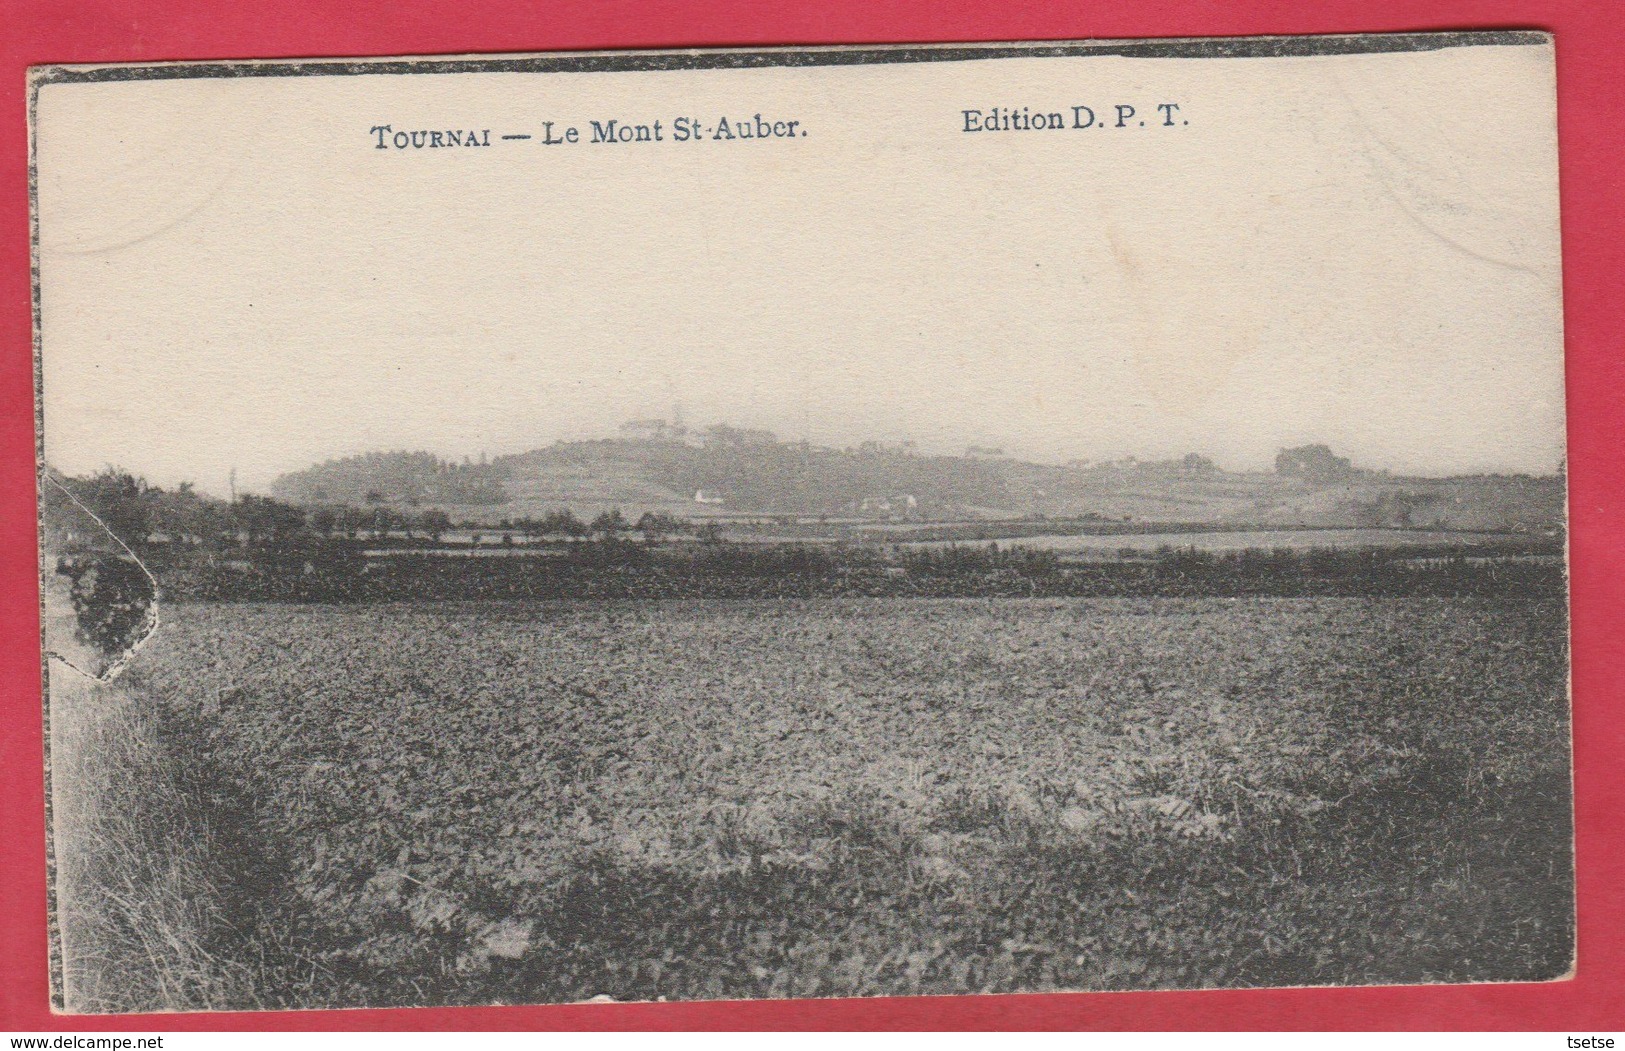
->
[[491, 436, 1014, 519], [270, 451, 505, 506], [268, 433, 1565, 533]]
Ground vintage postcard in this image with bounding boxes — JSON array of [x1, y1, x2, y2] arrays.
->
[[31, 33, 1570, 1012]]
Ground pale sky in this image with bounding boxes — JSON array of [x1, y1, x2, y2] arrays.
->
[[34, 41, 1564, 496]]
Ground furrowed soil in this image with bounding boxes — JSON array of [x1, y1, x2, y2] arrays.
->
[[110, 596, 1570, 1007]]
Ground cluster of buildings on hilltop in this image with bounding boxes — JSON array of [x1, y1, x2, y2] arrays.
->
[[618, 418, 708, 447]]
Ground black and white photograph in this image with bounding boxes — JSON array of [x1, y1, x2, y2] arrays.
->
[[31, 34, 1571, 1012]]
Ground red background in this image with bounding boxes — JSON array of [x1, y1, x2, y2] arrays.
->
[[2, 0, 1620, 1031]]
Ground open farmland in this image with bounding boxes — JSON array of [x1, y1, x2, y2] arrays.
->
[[113, 595, 1571, 1007]]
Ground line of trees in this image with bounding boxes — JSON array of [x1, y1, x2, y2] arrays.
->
[[45, 469, 318, 551], [490, 510, 696, 543], [45, 468, 708, 551]]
